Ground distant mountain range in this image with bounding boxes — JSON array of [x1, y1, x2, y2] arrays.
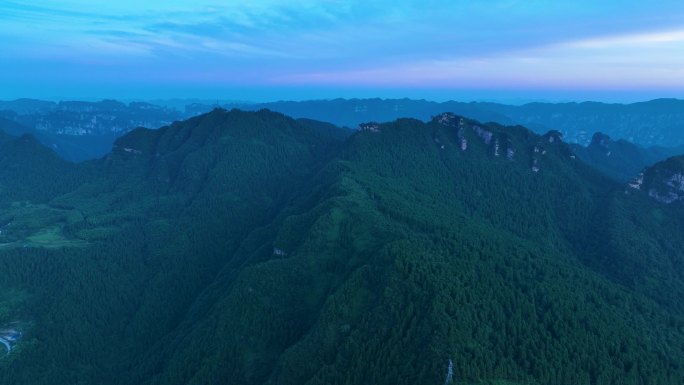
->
[[0, 99, 182, 161], [2, 97, 684, 174], [0, 109, 684, 384], [222, 98, 684, 147], [0, 99, 181, 135]]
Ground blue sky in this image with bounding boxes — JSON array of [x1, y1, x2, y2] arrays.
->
[[1, 0, 684, 102]]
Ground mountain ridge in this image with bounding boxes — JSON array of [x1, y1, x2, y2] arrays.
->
[[570, 132, 684, 182], [219, 98, 684, 146], [0, 109, 682, 384], [4, 97, 684, 162], [629, 155, 684, 204]]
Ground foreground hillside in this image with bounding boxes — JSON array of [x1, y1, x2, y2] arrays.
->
[[0, 109, 682, 385]]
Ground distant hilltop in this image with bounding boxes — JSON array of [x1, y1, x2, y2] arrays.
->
[[2, 97, 684, 162], [218, 98, 684, 148]]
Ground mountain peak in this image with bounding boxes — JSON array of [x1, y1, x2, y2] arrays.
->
[[629, 155, 684, 204], [2, 107, 684, 384], [358, 122, 381, 132], [590, 132, 611, 148], [542, 129, 563, 144]]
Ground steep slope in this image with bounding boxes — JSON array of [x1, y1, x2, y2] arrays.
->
[[0, 110, 683, 385], [0, 132, 84, 203], [570, 132, 684, 182], [628, 155, 684, 204], [0, 109, 349, 385], [137, 114, 684, 385]]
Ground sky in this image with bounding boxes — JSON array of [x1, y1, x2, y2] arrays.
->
[[1, 0, 684, 102]]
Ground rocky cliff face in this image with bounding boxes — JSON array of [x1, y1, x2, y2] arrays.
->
[[570, 132, 684, 182], [0, 100, 181, 136], [481, 99, 684, 147], [431, 113, 576, 175], [224, 98, 684, 147], [629, 156, 684, 204]]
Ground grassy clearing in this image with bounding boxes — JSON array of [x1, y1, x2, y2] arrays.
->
[[25, 226, 89, 248], [0, 202, 92, 249]]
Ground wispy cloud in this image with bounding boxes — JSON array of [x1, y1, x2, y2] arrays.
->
[[563, 29, 684, 48], [276, 26, 684, 89], [2, 0, 684, 98]]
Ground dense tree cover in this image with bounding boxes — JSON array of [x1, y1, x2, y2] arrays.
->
[[0, 133, 87, 203], [0, 109, 681, 385]]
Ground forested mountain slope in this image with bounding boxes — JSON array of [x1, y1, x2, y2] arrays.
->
[[0, 132, 85, 203], [0, 110, 682, 385], [570, 132, 684, 182], [629, 155, 684, 205]]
